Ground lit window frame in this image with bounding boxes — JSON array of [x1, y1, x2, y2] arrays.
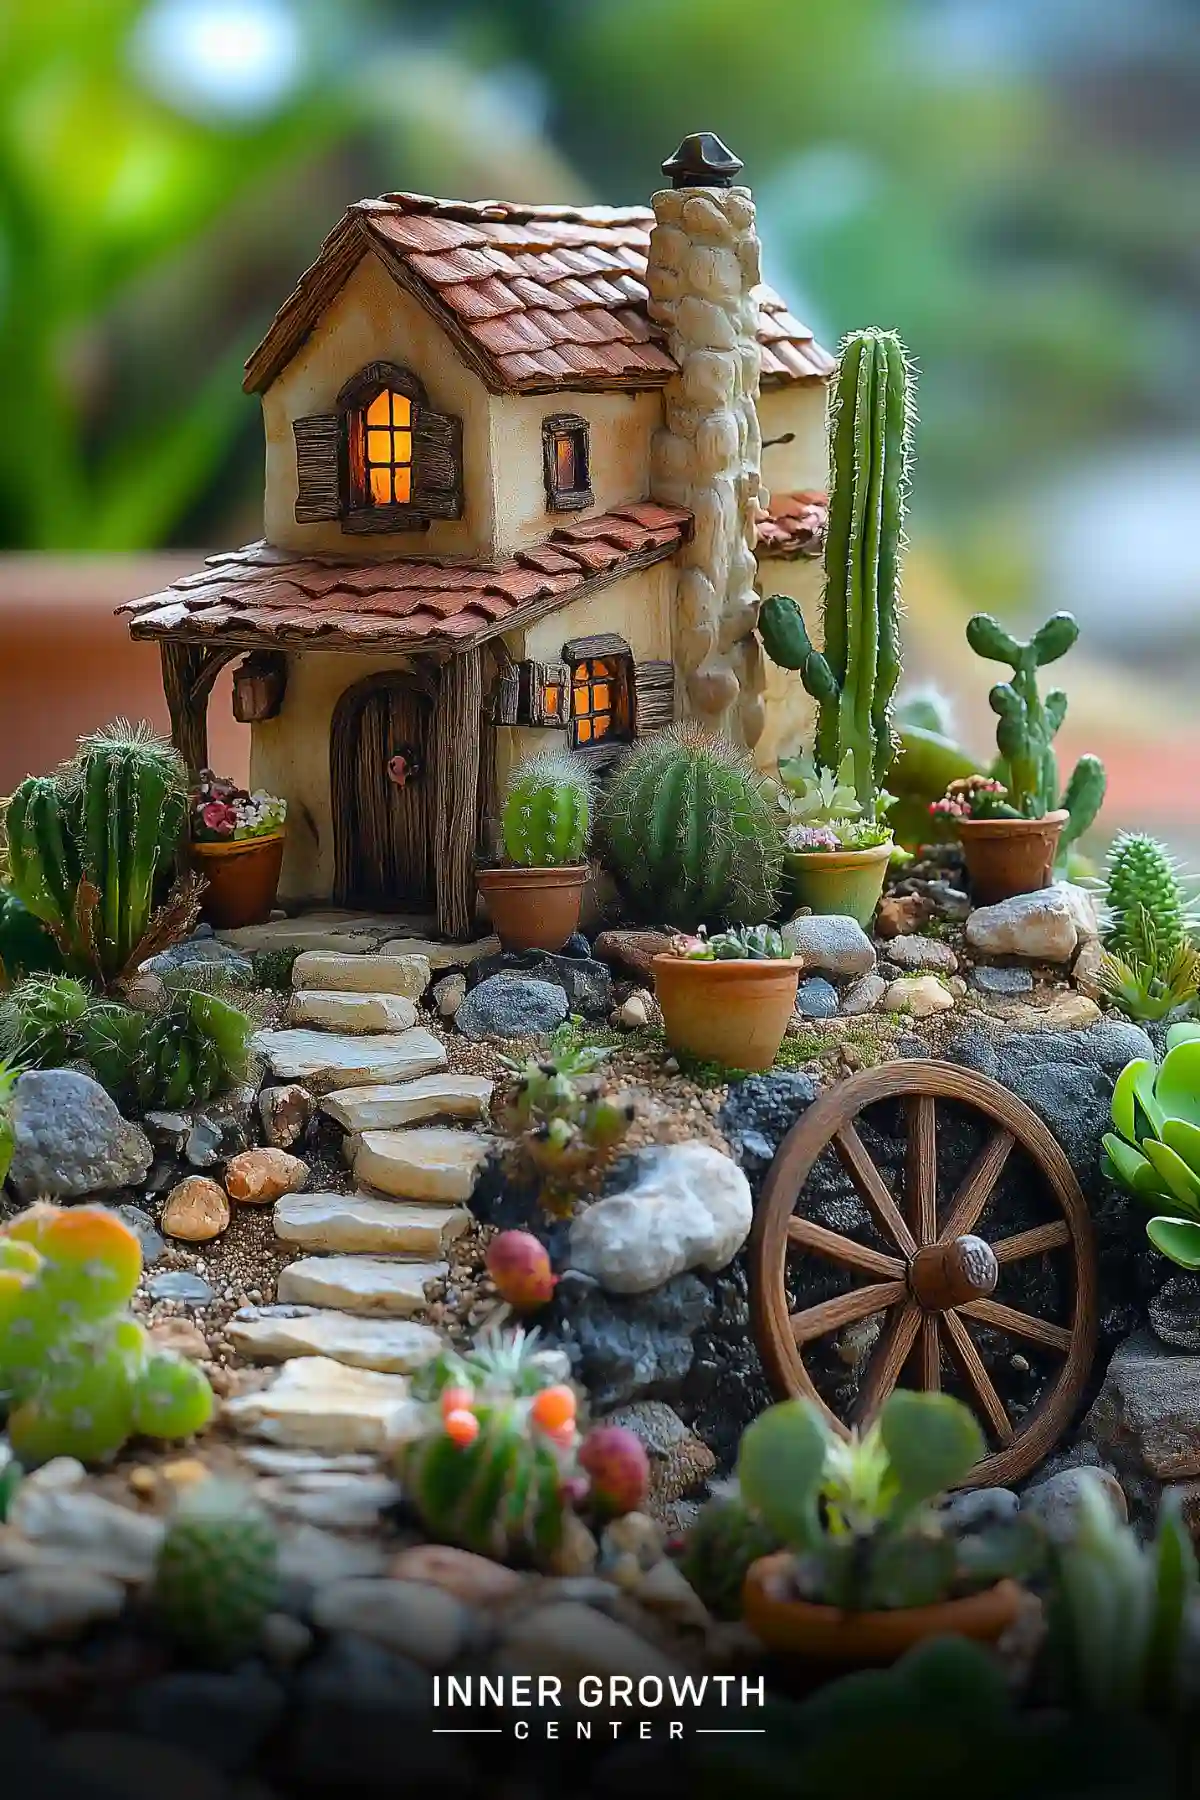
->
[[563, 635, 633, 757], [337, 362, 427, 535], [542, 413, 593, 512]]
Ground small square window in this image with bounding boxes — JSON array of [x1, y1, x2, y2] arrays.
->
[[543, 414, 593, 512]]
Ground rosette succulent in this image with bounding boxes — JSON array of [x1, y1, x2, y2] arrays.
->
[[1102, 1024, 1200, 1266]]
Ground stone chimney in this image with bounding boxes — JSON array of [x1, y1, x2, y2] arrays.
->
[[646, 133, 765, 749]]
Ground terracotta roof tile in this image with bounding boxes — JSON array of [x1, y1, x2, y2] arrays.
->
[[120, 505, 691, 653], [244, 196, 834, 396], [757, 490, 828, 559]]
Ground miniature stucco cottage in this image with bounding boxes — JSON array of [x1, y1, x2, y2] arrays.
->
[[122, 134, 834, 940]]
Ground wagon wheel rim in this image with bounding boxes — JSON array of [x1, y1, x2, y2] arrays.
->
[[749, 1061, 1097, 1489]]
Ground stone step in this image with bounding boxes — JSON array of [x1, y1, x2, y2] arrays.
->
[[321, 1073, 492, 1134], [353, 1126, 492, 1202], [226, 1305, 445, 1374], [289, 990, 419, 1034], [291, 951, 432, 999], [220, 921, 382, 955], [221, 1356, 423, 1454], [274, 1192, 470, 1257], [252, 1026, 446, 1092], [277, 1255, 447, 1317], [378, 935, 499, 969]]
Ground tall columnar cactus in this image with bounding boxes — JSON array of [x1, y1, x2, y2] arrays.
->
[[964, 611, 1106, 851], [4, 721, 195, 989], [0, 1203, 214, 1466], [501, 751, 593, 868], [758, 328, 912, 811], [596, 723, 783, 929]]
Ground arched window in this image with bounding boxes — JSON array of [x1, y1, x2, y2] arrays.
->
[[292, 361, 463, 533], [350, 385, 414, 509]]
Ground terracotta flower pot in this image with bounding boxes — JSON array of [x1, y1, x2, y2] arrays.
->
[[476, 864, 588, 953], [783, 841, 892, 929], [651, 954, 804, 1072], [742, 1552, 1026, 1669], [191, 831, 285, 931], [955, 810, 1067, 906]]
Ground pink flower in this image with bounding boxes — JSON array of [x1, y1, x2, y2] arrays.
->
[[200, 800, 236, 834]]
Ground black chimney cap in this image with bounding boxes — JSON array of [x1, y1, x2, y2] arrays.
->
[[661, 132, 744, 189]]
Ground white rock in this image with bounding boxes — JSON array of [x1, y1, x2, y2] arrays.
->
[[291, 952, 431, 998], [782, 914, 876, 976], [289, 991, 419, 1034], [9, 1487, 164, 1584], [0, 1568, 124, 1641], [615, 991, 651, 1029], [1058, 881, 1100, 942], [227, 1305, 445, 1374], [886, 935, 959, 974], [379, 935, 500, 968], [221, 1356, 423, 1454], [277, 1255, 446, 1316], [277, 1523, 389, 1591], [312, 1576, 471, 1668], [274, 1191, 470, 1257], [220, 922, 379, 954], [496, 1601, 685, 1682], [964, 886, 1082, 963], [353, 1126, 492, 1202], [841, 972, 887, 1015], [237, 1448, 381, 1475], [251, 1026, 447, 1091], [256, 1472, 402, 1532], [567, 1143, 752, 1295], [321, 1073, 492, 1133], [882, 975, 956, 1017]]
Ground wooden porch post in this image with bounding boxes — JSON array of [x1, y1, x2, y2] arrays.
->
[[432, 647, 484, 940], [159, 642, 239, 776]]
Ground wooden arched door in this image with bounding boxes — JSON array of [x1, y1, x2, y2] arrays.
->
[[331, 672, 434, 911]]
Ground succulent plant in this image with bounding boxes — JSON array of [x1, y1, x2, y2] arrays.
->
[[676, 1484, 784, 1620], [1102, 1026, 1200, 1268], [0, 1058, 20, 1188], [153, 1480, 281, 1665], [501, 750, 594, 868], [0, 886, 65, 983], [496, 1044, 634, 1212], [1095, 834, 1200, 1021]]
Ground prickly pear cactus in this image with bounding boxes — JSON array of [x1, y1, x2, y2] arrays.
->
[[154, 1480, 281, 1665]]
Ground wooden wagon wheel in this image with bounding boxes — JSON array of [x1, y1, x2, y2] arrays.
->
[[749, 1061, 1097, 1488]]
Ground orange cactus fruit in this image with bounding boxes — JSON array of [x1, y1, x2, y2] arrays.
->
[[443, 1407, 480, 1447], [530, 1384, 577, 1434], [440, 1385, 474, 1418], [485, 1231, 557, 1312], [578, 1425, 650, 1518]]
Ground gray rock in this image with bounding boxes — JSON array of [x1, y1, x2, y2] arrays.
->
[[841, 972, 887, 1015], [562, 932, 592, 959], [184, 1117, 224, 1168], [143, 1112, 191, 1153], [1149, 1275, 1200, 1352], [258, 1082, 314, 1150], [965, 884, 1096, 963], [919, 880, 972, 921], [146, 1270, 214, 1306], [126, 1670, 286, 1774], [431, 972, 466, 1019], [969, 965, 1034, 996], [1020, 1466, 1128, 1540], [468, 949, 613, 1019], [782, 913, 876, 977], [939, 1487, 1019, 1532], [718, 1072, 819, 1184], [544, 1271, 714, 1409], [455, 973, 569, 1041], [567, 1142, 752, 1294], [9, 1482, 163, 1582], [0, 1568, 124, 1641], [887, 934, 959, 974], [7, 1070, 152, 1202], [286, 1633, 463, 1791], [1083, 1331, 1200, 1484], [109, 1203, 165, 1265], [142, 938, 253, 982], [312, 1576, 475, 1668], [794, 976, 839, 1019]]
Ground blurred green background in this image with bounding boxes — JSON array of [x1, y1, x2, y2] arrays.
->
[[2, 0, 1198, 832]]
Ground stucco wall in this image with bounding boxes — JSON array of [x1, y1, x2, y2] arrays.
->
[[754, 379, 828, 773], [757, 383, 828, 502], [490, 389, 661, 554]]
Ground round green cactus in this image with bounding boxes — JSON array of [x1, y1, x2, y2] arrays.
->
[[501, 750, 593, 868], [154, 1480, 281, 1665], [1104, 832, 1196, 962], [677, 1486, 783, 1620]]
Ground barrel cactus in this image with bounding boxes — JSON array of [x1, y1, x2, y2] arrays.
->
[[154, 1480, 281, 1665], [501, 751, 593, 868], [677, 1485, 783, 1620], [597, 723, 783, 930], [758, 328, 912, 812]]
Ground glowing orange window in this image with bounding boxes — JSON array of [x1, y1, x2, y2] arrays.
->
[[572, 658, 622, 745], [351, 389, 413, 508]]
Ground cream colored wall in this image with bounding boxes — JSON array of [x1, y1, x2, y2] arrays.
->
[[757, 383, 828, 500], [249, 649, 418, 905], [490, 389, 660, 553], [261, 253, 494, 559], [754, 380, 828, 774]]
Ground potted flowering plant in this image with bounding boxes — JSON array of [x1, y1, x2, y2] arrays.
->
[[651, 924, 804, 1072], [189, 772, 287, 929], [930, 774, 1063, 907], [775, 752, 894, 928]]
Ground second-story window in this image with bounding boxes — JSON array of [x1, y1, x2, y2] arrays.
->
[[351, 386, 413, 509], [543, 414, 593, 512], [292, 360, 462, 532]]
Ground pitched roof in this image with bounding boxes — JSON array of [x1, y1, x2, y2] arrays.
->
[[757, 491, 827, 559], [120, 503, 691, 656], [243, 196, 835, 398]]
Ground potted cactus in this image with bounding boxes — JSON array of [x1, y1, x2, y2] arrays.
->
[[652, 924, 804, 1072], [477, 751, 594, 952], [945, 611, 1106, 904], [735, 1392, 1038, 1668], [758, 329, 909, 932]]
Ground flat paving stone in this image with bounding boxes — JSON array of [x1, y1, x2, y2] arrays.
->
[[276, 1256, 446, 1317], [221, 1356, 422, 1454], [227, 1305, 445, 1374], [321, 1073, 492, 1133], [378, 935, 500, 969], [353, 1126, 492, 1202], [291, 952, 432, 998], [289, 991, 419, 1034], [219, 922, 381, 954], [273, 1192, 470, 1257], [251, 1027, 446, 1092]]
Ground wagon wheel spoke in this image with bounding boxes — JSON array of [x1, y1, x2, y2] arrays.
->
[[939, 1130, 1016, 1243], [834, 1123, 918, 1257], [917, 1313, 941, 1392], [942, 1310, 1014, 1445], [852, 1300, 923, 1423], [906, 1094, 939, 1248], [992, 1220, 1072, 1263], [789, 1280, 909, 1346], [786, 1215, 906, 1280], [959, 1296, 1073, 1353]]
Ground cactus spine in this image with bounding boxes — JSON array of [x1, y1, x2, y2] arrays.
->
[[596, 722, 783, 930], [965, 611, 1106, 850], [759, 328, 911, 810], [501, 751, 593, 868], [1103, 832, 1198, 961]]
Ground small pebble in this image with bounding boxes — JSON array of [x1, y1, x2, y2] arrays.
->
[[147, 1271, 215, 1306], [794, 977, 839, 1020]]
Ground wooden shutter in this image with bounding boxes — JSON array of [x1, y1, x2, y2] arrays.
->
[[411, 406, 464, 520], [524, 660, 571, 728], [293, 414, 342, 522], [633, 660, 676, 735], [491, 661, 521, 726]]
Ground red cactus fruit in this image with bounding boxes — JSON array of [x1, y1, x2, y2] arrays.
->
[[444, 1408, 480, 1447], [530, 1385, 576, 1434], [440, 1386, 474, 1418], [486, 1231, 557, 1312], [578, 1425, 649, 1518]]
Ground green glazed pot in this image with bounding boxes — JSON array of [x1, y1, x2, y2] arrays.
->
[[783, 840, 893, 930]]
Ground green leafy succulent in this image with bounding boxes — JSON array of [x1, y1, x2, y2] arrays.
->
[[1103, 1024, 1200, 1267]]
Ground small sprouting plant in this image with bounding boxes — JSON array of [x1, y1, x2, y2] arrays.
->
[[500, 750, 594, 869], [668, 923, 790, 961], [496, 1044, 635, 1212]]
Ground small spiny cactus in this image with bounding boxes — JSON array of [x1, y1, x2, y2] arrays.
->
[[501, 750, 593, 868], [677, 1485, 783, 1620], [153, 1480, 281, 1665], [1103, 832, 1198, 962]]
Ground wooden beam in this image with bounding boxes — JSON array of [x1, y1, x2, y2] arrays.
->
[[159, 642, 237, 776], [432, 647, 484, 940]]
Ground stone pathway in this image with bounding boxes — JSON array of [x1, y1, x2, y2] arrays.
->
[[230, 936, 498, 1455]]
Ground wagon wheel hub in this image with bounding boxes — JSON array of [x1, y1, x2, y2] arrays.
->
[[908, 1234, 999, 1313]]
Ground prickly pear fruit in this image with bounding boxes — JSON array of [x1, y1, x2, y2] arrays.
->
[[486, 1230, 557, 1312], [578, 1424, 650, 1518]]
